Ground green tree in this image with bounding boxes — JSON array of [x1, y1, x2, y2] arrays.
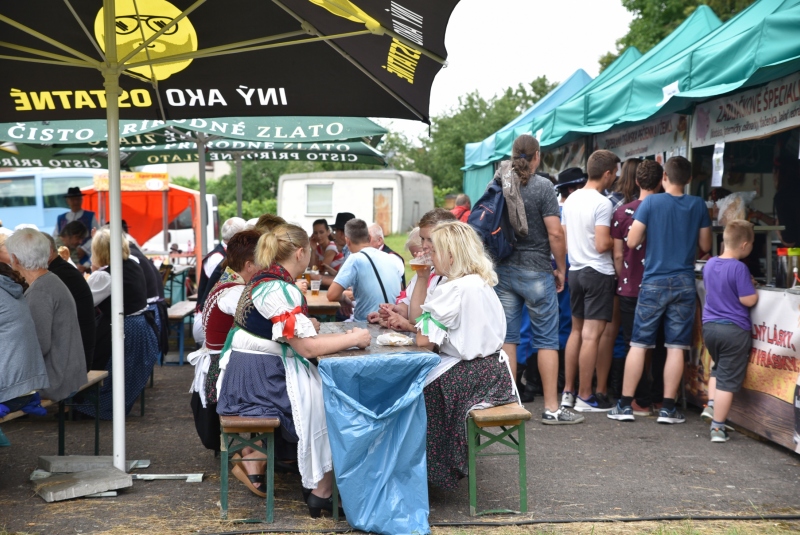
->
[[414, 76, 557, 190], [218, 198, 278, 220], [600, 0, 756, 72]]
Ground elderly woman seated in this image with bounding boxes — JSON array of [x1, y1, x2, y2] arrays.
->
[[5, 229, 87, 403], [0, 263, 50, 447], [77, 229, 159, 420]]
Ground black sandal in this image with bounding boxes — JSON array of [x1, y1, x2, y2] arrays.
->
[[231, 462, 267, 498], [306, 492, 345, 519]]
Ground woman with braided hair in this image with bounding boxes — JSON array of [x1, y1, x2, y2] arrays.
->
[[216, 223, 370, 517]]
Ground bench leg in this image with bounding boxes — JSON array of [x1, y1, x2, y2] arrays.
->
[[58, 400, 66, 456], [220, 431, 229, 520], [332, 469, 339, 522], [178, 322, 184, 366], [518, 423, 527, 513], [94, 383, 101, 455], [266, 432, 274, 523], [467, 417, 478, 516]]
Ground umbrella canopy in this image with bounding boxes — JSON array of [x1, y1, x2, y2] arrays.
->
[[0, 0, 459, 123], [0, 117, 387, 144], [0, 0, 457, 472]]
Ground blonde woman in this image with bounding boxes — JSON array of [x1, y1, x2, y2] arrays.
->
[[411, 221, 518, 490], [78, 229, 158, 419], [215, 224, 370, 516]]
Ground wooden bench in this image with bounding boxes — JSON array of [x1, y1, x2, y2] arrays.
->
[[0, 370, 108, 456], [467, 402, 531, 516], [167, 300, 196, 365], [219, 415, 280, 523]]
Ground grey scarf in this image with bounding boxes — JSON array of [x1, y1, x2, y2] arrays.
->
[[495, 161, 528, 237]]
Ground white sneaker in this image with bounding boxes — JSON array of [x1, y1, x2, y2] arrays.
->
[[542, 407, 585, 425], [560, 391, 576, 408]]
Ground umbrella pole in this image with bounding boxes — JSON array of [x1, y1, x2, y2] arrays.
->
[[235, 153, 243, 218], [163, 190, 169, 252], [103, 0, 126, 472], [197, 133, 208, 256]]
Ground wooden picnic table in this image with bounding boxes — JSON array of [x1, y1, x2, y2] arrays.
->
[[316, 322, 430, 359], [305, 290, 340, 321]]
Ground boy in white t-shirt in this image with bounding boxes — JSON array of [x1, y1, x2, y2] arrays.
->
[[560, 150, 620, 412]]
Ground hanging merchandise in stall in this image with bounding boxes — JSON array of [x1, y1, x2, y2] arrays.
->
[[688, 281, 800, 454], [539, 139, 586, 175], [691, 71, 800, 147], [592, 113, 689, 161]]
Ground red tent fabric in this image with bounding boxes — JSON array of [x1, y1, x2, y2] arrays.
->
[[81, 184, 202, 267]]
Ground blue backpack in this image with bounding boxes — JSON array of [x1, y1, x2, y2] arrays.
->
[[467, 176, 516, 261]]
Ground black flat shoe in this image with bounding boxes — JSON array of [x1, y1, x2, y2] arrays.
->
[[306, 492, 345, 519]]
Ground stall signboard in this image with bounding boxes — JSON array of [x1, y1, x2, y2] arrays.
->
[[93, 172, 169, 192], [688, 281, 800, 453], [593, 114, 689, 160], [691, 71, 800, 148]]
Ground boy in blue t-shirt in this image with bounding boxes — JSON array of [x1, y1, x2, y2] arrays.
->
[[701, 220, 757, 442], [608, 156, 712, 424]]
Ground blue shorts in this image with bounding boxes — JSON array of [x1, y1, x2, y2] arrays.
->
[[631, 273, 696, 350], [494, 265, 559, 350]]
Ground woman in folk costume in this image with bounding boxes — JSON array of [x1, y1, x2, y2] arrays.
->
[[216, 223, 370, 517], [411, 221, 519, 489], [188, 229, 262, 455]]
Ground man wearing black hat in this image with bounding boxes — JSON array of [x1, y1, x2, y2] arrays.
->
[[555, 167, 588, 203], [53, 187, 98, 266]]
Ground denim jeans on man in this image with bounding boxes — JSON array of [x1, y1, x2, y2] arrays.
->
[[630, 273, 696, 350], [494, 264, 559, 350]]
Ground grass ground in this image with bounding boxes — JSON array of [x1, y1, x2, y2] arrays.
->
[[384, 232, 414, 281], [3, 519, 799, 535]]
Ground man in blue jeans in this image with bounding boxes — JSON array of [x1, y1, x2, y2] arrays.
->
[[494, 134, 580, 425], [609, 156, 712, 423]]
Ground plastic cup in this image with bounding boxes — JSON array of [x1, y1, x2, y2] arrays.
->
[[310, 280, 321, 296]]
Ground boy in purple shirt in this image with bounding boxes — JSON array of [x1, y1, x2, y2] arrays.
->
[[701, 220, 758, 442]]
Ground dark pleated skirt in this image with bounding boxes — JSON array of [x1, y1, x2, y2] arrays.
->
[[77, 313, 160, 420], [216, 350, 299, 443], [424, 356, 516, 490]]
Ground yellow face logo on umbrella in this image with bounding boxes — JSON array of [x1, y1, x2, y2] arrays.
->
[[95, 0, 198, 81], [309, 0, 381, 32]]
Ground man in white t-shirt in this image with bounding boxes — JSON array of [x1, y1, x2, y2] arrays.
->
[[560, 150, 620, 412]]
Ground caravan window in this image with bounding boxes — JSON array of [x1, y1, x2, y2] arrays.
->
[[0, 176, 35, 207], [42, 175, 95, 208], [306, 184, 332, 215]]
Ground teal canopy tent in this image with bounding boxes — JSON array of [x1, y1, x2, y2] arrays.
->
[[460, 70, 593, 204], [524, 0, 800, 149], [460, 47, 645, 202], [521, 4, 722, 150]]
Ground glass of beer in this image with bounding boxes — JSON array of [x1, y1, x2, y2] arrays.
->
[[409, 253, 432, 272], [310, 279, 321, 296]]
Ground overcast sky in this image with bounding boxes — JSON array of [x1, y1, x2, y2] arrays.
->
[[376, 0, 634, 141]]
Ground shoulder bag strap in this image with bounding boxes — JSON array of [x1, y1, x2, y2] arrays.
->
[[359, 251, 389, 303]]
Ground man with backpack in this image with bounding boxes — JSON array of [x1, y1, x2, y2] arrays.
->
[[483, 134, 581, 425]]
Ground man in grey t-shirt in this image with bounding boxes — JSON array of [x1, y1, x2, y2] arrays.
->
[[493, 134, 582, 425]]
